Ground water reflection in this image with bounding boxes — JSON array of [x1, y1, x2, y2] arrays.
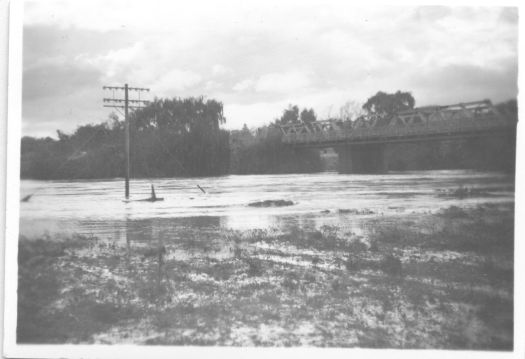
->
[[125, 212, 131, 272], [221, 213, 277, 231], [122, 212, 169, 300]]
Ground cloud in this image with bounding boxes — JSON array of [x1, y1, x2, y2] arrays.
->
[[20, 2, 518, 138], [412, 6, 452, 22], [224, 101, 287, 129], [499, 7, 518, 24], [255, 71, 312, 93], [212, 64, 233, 77], [204, 81, 221, 91], [152, 69, 203, 95], [410, 63, 518, 105], [23, 25, 133, 65], [23, 62, 102, 101], [232, 78, 255, 92], [23, 87, 106, 137]]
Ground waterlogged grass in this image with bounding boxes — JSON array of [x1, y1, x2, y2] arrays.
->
[[17, 203, 513, 348]]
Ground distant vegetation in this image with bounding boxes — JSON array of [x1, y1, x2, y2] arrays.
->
[[20, 97, 322, 179], [20, 93, 517, 180], [22, 97, 231, 179], [229, 105, 322, 175], [362, 90, 415, 118]]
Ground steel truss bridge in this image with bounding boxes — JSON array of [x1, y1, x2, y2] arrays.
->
[[279, 100, 517, 147]]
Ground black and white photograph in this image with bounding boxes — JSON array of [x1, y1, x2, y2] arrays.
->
[[2, 1, 523, 357]]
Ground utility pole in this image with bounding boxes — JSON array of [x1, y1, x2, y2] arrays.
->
[[103, 84, 150, 199]]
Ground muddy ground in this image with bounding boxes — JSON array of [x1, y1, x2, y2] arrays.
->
[[17, 203, 514, 349]]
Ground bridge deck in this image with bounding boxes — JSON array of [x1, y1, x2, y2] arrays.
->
[[281, 115, 516, 147]]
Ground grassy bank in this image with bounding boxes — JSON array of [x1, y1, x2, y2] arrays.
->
[[17, 203, 514, 348]]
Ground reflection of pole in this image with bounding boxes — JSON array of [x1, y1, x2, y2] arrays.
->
[[157, 234, 163, 294], [126, 215, 131, 272], [124, 84, 130, 198]]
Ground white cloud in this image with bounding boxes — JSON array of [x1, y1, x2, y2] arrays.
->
[[255, 71, 312, 93], [212, 64, 233, 77], [232, 78, 255, 92], [204, 80, 221, 91], [224, 101, 286, 129], [153, 69, 203, 95], [78, 42, 145, 81]]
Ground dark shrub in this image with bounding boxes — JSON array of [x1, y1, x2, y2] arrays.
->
[[380, 255, 403, 277], [245, 257, 264, 276], [345, 255, 360, 271]]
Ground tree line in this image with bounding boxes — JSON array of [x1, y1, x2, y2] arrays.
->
[[20, 96, 322, 179], [20, 92, 517, 179], [21, 97, 231, 179]]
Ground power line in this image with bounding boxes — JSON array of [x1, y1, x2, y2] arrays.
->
[[103, 84, 150, 199]]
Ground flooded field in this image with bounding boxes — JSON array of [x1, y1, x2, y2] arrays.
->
[[17, 170, 514, 348]]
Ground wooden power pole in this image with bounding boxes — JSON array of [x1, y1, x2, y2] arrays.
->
[[103, 84, 150, 199]]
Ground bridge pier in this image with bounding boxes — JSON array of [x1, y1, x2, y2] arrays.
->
[[336, 144, 387, 174]]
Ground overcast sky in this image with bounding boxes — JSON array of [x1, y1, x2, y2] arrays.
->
[[22, 1, 518, 138]]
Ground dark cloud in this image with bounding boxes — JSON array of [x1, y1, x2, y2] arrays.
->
[[21, 24, 134, 135], [410, 63, 517, 105], [23, 87, 108, 137], [499, 7, 518, 24], [23, 62, 102, 101], [23, 25, 135, 67]]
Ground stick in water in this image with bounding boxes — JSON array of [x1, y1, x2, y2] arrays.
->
[[151, 184, 157, 200], [197, 185, 206, 194], [21, 194, 33, 202]]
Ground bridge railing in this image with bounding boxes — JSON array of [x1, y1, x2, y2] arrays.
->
[[281, 114, 515, 145]]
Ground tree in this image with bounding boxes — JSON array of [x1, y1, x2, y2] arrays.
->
[[339, 100, 366, 122], [495, 99, 517, 119], [300, 108, 316, 124], [362, 91, 415, 118], [132, 96, 229, 177], [21, 96, 231, 179], [278, 105, 300, 125], [134, 96, 226, 133]]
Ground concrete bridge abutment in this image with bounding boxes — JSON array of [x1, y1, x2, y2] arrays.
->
[[336, 144, 387, 174]]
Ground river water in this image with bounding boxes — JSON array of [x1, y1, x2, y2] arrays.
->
[[19, 170, 514, 241]]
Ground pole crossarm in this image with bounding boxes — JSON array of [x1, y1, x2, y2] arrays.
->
[[103, 105, 148, 109], [103, 98, 150, 103], [103, 86, 150, 92]]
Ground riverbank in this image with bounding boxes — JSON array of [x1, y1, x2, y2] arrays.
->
[[17, 203, 514, 348]]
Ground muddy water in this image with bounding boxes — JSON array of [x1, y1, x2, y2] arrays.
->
[[19, 170, 514, 241]]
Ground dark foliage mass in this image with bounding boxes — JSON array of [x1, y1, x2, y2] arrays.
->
[[229, 104, 322, 174], [21, 97, 232, 179], [229, 125, 322, 175], [362, 90, 415, 118], [19, 93, 516, 180], [20, 99, 323, 179], [130, 97, 231, 177]]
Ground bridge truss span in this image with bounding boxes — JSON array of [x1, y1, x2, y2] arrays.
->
[[279, 100, 517, 147]]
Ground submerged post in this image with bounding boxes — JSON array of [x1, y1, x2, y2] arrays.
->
[[124, 84, 130, 199]]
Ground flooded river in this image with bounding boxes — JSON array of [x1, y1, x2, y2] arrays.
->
[[19, 170, 514, 241]]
